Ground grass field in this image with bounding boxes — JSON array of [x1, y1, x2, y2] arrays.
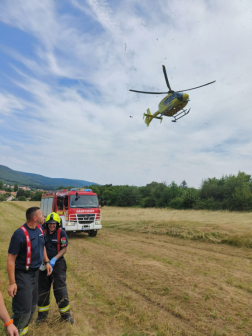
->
[[1, 203, 252, 335]]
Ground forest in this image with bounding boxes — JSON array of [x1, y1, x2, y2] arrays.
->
[[90, 172, 252, 211], [2, 172, 252, 211]]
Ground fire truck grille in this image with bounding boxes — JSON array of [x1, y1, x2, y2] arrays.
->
[[69, 214, 96, 224], [77, 214, 95, 224]]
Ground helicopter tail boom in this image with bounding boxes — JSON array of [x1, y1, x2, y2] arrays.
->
[[143, 108, 162, 126]]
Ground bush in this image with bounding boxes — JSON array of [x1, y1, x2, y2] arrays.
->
[[116, 187, 140, 207], [169, 197, 184, 209], [182, 188, 199, 209], [31, 192, 43, 201], [141, 196, 156, 208], [193, 198, 222, 210]]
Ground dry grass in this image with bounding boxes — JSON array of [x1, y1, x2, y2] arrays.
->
[[103, 207, 252, 247], [1, 203, 252, 335]]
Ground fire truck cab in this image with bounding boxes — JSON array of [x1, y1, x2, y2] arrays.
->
[[40, 189, 101, 237]]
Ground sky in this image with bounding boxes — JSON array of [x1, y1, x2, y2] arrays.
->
[[0, 0, 252, 188]]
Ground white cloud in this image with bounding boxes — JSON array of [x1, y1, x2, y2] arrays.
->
[[0, 93, 25, 116], [0, 0, 252, 187]]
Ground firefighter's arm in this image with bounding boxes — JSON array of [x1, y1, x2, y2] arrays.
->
[[0, 291, 12, 323], [50, 247, 67, 267], [43, 247, 52, 276], [0, 292, 19, 336], [55, 247, 67, 260], [7, 254, 17, 298]]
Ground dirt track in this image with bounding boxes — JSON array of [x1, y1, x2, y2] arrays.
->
[[1, 202, 252, 336]]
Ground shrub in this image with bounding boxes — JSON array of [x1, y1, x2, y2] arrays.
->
[[169, 197, 184, 209]]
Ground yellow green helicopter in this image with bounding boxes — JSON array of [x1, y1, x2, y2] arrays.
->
[[130, 65, 215, 126]]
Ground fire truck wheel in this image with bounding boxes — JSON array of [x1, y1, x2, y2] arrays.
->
[[88, 230, 97, 237]]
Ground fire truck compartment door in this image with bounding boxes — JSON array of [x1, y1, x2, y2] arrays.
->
[[41, 197, 54, 217]]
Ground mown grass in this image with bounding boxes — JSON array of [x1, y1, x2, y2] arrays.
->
[[1, 203, 252, 335], [102, 207, 252, 248]]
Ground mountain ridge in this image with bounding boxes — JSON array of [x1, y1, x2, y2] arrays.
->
[[0, 165, 99, 189]]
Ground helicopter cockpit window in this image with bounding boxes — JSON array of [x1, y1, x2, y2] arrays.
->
[[175, 93, 183, 101], [164, 96, 173, 104]]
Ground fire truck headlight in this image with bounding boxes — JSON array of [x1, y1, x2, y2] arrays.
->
[[66, 222, 75, 226], [95, 220, 100, 225]]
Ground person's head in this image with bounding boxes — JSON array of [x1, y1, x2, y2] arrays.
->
[[26, 207, 43, 224], [45, 212, 61, 233]]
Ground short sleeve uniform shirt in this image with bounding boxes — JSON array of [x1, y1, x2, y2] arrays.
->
[[8, 223, 45, 271], [45, 229, 68, 260]]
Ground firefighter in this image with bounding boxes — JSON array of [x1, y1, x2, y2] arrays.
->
[[7, 207, 52, 335], [36, 212, 73, 324]]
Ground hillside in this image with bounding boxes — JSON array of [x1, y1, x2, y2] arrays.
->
[[0, 165, 98, 189]]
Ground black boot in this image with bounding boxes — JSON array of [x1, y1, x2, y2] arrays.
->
[[34, 312, 48, 324], [61, 313, 74, 324], [65, 316, 74, 324]]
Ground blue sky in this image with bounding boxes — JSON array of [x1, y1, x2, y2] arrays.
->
[[0, 0, 252, 187]]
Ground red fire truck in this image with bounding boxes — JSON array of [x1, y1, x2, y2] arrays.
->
[[40, 189, 102, 237]]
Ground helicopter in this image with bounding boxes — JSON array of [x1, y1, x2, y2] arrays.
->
[[129, 65, 215, 126]]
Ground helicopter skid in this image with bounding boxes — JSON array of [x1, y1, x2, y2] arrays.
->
[[172, 108, 191, 122]]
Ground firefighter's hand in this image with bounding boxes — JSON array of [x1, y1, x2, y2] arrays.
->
[[8, 283, 17, 298], [7, 323, 19, 336], [46, 263, 52, 276], [50, 257, 57, 267]]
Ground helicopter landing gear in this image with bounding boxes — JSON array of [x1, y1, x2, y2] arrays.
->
[[172, 108, 191, 122]]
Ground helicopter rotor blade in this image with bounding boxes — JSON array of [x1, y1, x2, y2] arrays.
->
[[177, 80, 216, 92], [129, 89, 168, 94], [162, 65, 172, 91]]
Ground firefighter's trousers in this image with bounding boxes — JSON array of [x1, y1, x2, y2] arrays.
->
[[37, 258, 71, 320], [12, 269, 38, 335]]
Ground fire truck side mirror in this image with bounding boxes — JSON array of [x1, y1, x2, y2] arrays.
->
[[101, 197, 105, 207]]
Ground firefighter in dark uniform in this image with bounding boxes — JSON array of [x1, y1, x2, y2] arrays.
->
[[7, 207, 52, 335], [36, 212, 73, 323]]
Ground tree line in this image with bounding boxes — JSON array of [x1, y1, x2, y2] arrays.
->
[[2, 172, 252, 211], [89, 172, 252, 211]]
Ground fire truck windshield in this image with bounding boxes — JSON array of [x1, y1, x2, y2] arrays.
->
[[69, 195, 99, 208]]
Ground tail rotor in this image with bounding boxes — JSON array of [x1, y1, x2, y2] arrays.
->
[[143, 108, 152, 127]]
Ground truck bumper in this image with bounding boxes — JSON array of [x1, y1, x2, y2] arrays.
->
[[64, 223, 102, 232]]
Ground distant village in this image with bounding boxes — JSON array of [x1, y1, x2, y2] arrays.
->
[[0, 182, 45, 202]]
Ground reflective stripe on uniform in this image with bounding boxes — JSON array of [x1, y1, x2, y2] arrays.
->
[[38, 305, 50, 312], [59, 305, 70, 313], [20, 326, 29, 335]]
